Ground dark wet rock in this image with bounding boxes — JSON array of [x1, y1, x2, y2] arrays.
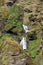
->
[[28, 33, 37, 40], [24, 9, 32, 13], [40, 46, 42, 49], [40, 0, 43, 2], [29, 35, 37, 40], [29, 14, 37, 22], [6, 30, 18, 35], [6, 2, 13, 6], [10, 52, 20, 56], [13, 0, 17, 3]]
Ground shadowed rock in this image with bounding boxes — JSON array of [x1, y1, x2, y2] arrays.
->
[[6, 2, 13, 6], [13, 0, 17, 3], [24, 9, 32, 13], [40, 0, 43, 2]]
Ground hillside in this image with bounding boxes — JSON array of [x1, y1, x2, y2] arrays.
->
[[0, 0, 43, 65]]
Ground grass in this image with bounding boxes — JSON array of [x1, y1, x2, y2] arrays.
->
[[28, 31, 41, 62], [5, 4, 23, 32], [0, 34, 10, 46]]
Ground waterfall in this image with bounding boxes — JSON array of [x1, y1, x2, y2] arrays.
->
[[20, 24, 29, 50], [23, 24, 29, 33], [20, 37, 27, 50]]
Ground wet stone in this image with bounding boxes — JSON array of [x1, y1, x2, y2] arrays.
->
[[24, 9, 32, 13], [29, 15, 37, 22], [13, 0, 17, 3], [6, 2, 13, 6], [40, 0, 43, 2]]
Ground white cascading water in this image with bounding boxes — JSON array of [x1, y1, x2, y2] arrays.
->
[[20, 24, 29, 50]]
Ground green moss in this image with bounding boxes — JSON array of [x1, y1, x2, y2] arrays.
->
[[0, 34, 10, 46], [5, 4, 23, 32]]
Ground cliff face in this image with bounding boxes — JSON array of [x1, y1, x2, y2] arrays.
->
[[0, 0, 43, 65]]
